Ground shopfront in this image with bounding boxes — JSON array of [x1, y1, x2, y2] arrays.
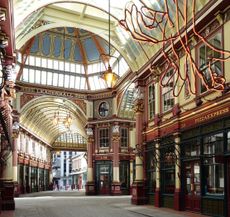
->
[[181, 118, 230, 217], [96, 161, 112, 195]]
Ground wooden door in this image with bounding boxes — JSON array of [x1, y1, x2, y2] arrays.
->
[[184, 161, 201, 212]]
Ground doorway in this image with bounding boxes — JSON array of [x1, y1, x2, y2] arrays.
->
[[96, 161, 112, 195], [184, 161, 201, 212]]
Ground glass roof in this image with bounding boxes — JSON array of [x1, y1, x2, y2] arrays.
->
[[118, 83, 135, 119], [17, 27, 129, 90]]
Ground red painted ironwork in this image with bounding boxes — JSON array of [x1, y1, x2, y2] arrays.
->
[[119, 0, 230, 96]]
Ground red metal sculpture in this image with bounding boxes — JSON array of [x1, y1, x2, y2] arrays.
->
[[119, 0, 230, 96]]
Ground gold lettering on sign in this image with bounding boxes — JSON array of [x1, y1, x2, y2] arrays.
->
[[195, 107, 229, 124]]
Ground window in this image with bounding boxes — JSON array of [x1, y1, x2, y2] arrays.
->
[[203, 133, 224, 195], [198, 32, 222, 93], [162, 69, 174, 112], [148, 84, 155, 120], [147, 144, 156, 193], [227, 131, 230, 152], [160, 142, 175, 194], [121, 128, 128, 147], [99, 128, 109, 148], [184, 138, 200, 157]]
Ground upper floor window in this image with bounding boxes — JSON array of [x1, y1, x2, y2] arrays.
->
[[148, 84, 155, 120], [121, 128, 128, 147], [162, 69, 174, 112], [198, 32, 223, 93], [99, 128, 109, 148]]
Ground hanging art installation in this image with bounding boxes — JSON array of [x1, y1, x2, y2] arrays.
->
[[119, 0, 230, 96]]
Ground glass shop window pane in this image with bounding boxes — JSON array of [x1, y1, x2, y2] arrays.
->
[[228, 131, 230, 152], [203, 164, 224, 195]]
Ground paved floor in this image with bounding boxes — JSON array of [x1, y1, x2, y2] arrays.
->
[[1, 191, 207, 217]]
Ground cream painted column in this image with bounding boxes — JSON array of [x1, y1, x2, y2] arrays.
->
[[85, 127, 96, 195], [134, 97, 144, 182], [155, 82, 160, 114], [130, 160, 134, 185], [155, 141, 160, 189], [12, 119, 20, 182], [174, 133, 181, 189], [174, 132, 181, 210], [111, 124, 121, 195], [112, 124, 120, 183], [154, 139, 161, 207], [2, 153, 13, 179], [131, 85, 147, 205], [87, 135, 94, 182]]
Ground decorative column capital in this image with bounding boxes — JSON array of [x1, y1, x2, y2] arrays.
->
[[112, 134, 120, 142], [133, 99, 144, 113]]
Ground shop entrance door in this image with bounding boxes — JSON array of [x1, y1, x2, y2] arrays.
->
[[96, 162, 112, 195], [184, 161, 201, 212]]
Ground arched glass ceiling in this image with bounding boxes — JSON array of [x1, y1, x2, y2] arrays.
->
[[20, 96, 87, 144], [14, 0, 209, 90], [16, 27, 130, 91]]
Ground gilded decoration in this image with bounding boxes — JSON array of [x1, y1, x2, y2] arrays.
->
[[133, 99, 144, 113], [112, 134, 120, 142]]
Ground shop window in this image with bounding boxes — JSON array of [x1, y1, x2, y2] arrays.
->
[[203, 133, 224, 195], [148, 84, 155, 120], [147, 144, 156, 193], [198, 32, 223, 93], [121, 128, 128, 147], [162, 69, 174, 112], [227, 131, 230, 152], [99, 128, 109, 148], [160, 144, 175, 194], [119, 161, 130, 191], [184, 138, 200, 158]]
